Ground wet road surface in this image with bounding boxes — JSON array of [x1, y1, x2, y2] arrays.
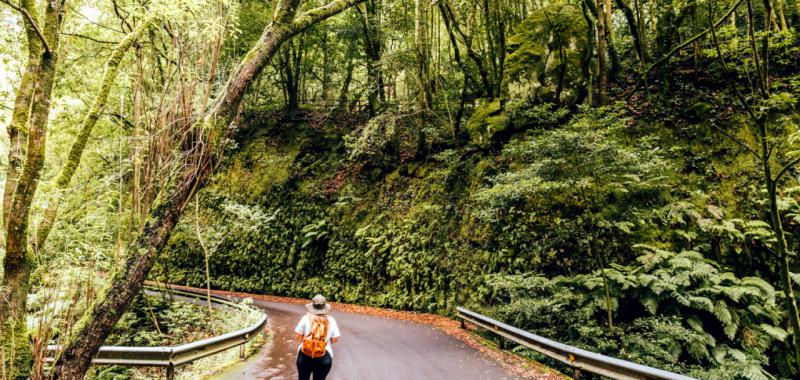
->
[[210, 299, 522, 380]]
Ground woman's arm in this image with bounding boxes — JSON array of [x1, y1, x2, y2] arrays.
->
[[330, 317, 341, 343]]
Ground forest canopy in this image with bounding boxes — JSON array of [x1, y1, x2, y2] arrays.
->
[[0, 0, 799, 379]]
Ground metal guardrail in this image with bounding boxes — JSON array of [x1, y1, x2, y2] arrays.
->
[[456, 307, 696, 380], [46, 286, 267, 380]]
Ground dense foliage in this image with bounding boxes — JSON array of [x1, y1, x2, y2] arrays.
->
[[0, 0, 799, 378]]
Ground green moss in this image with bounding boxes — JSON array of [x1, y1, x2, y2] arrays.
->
[[504, 4, 589, 103], [465, 99, 510, 146], [1, 320, 32, 380]]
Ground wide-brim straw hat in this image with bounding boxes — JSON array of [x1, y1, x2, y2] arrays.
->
[[306, 294, 331, 315]]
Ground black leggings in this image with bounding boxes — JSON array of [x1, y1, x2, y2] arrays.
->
[[296, 351, 332, 380]]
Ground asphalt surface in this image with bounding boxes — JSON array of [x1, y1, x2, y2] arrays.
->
[[210, 299, 521, 380]]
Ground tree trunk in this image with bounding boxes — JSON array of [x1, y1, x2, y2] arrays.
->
[[615, 0, 648, 65], [774, 0, 787, 30], [337, 58, 354, 110], [604, 0, 621, 79], [438, 0, 470, 143], [34, 16, 154, 253], [1, 0, 64, 377], [596, 0, 608, 104], [440, 0, 493, 98], [50, 1, 364, 378], [757, 115, 800, 367], [2, 17, 39, 226], [280, 34, 304, 111], [360, 0, 385, 116], [415, 0, 431, 110], [581, 0, 596, 105]]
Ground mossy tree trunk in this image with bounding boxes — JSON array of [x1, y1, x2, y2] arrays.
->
[[615, 0, 648, 66], [603, 0, 621, 79], [50, 1, 364, 378], [34, 16, 155, 253], [763, 152, 800, 368], [437, 0, 471, 143], [595, 0, 608, 104], [438, 0, 493, 98], [360, 0, 385, 117], [580, 0, 596, 105], [279, 34, 304, 111], [0, 0, 64, 378], [414, 0, 432, 111], [1, 0, 41, 227]]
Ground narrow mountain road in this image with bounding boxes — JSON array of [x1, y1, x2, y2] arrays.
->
[[194, 288, 562, 380]]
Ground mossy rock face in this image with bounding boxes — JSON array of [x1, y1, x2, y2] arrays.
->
[[505, 4, 589, 105], [466, 99, 510, 146]]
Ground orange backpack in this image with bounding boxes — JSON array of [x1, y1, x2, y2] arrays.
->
[[301, 316, 329, 358]]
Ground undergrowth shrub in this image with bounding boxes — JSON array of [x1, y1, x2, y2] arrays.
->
[[484, 247, 788, 379]]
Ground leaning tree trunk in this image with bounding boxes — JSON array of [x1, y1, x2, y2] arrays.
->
[[34, 16, 155, 253], [50, 1, 364, 378], [1, 0, 63, 377]]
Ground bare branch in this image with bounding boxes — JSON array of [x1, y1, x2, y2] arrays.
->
[[641, 0, 744, 78], [61, 32, 120, 45], [710, 121, 761, 160]]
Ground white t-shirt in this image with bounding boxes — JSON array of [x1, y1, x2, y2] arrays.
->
[[295, 314, 341, 357]]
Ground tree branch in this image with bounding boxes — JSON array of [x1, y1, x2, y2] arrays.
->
[[35, 14, 156, 252], [292, 0, 365, 32], [61, 32, 120, 45], [641, 0, 744, 78], [1, 0, 51, 53], [774, 156, 800, 182], [710, 121, 761, 160]]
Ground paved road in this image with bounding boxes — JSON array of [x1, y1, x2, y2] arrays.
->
[[211, 298, 522, 380]]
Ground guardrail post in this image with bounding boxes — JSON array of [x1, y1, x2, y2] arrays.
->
[[166, 365, 175, 380], [572, 368, 581, 379], [498, 336, 506, 350], [460, 318, 465, 329], [239, 343, 246, 359]]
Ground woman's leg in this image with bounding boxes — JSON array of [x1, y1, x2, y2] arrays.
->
[[296, 352, 313, 380], [312, 352, 333, 379]]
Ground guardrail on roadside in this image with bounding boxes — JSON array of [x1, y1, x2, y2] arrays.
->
[[46, 286, 267, 380], [456, 307, 696, 380]]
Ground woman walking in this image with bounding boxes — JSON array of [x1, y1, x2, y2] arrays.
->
[[295, 294, 341, 380]]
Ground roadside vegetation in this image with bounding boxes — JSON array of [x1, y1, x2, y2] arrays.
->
[[0, 0, 798, 379]]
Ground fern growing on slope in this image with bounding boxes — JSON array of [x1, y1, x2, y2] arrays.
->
[[485, 247, 788, 379]]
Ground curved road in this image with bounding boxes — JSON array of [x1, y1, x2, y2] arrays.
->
[[210, 297, 530, 380]]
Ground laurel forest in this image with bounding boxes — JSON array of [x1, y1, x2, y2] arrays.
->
[[0, 0, 798, 379]]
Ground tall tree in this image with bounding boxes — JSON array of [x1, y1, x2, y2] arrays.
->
[[34, 16, 156, 253], [50, 0, 364, 378], [414, 0, 432, 110], [359, 0, 385, 116], [0, 0, 64, 377], [595, 0, 608, 104], [707, 0, 800, 365]]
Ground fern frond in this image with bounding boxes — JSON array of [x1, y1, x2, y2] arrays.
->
[[757, 324, 788, 341]]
